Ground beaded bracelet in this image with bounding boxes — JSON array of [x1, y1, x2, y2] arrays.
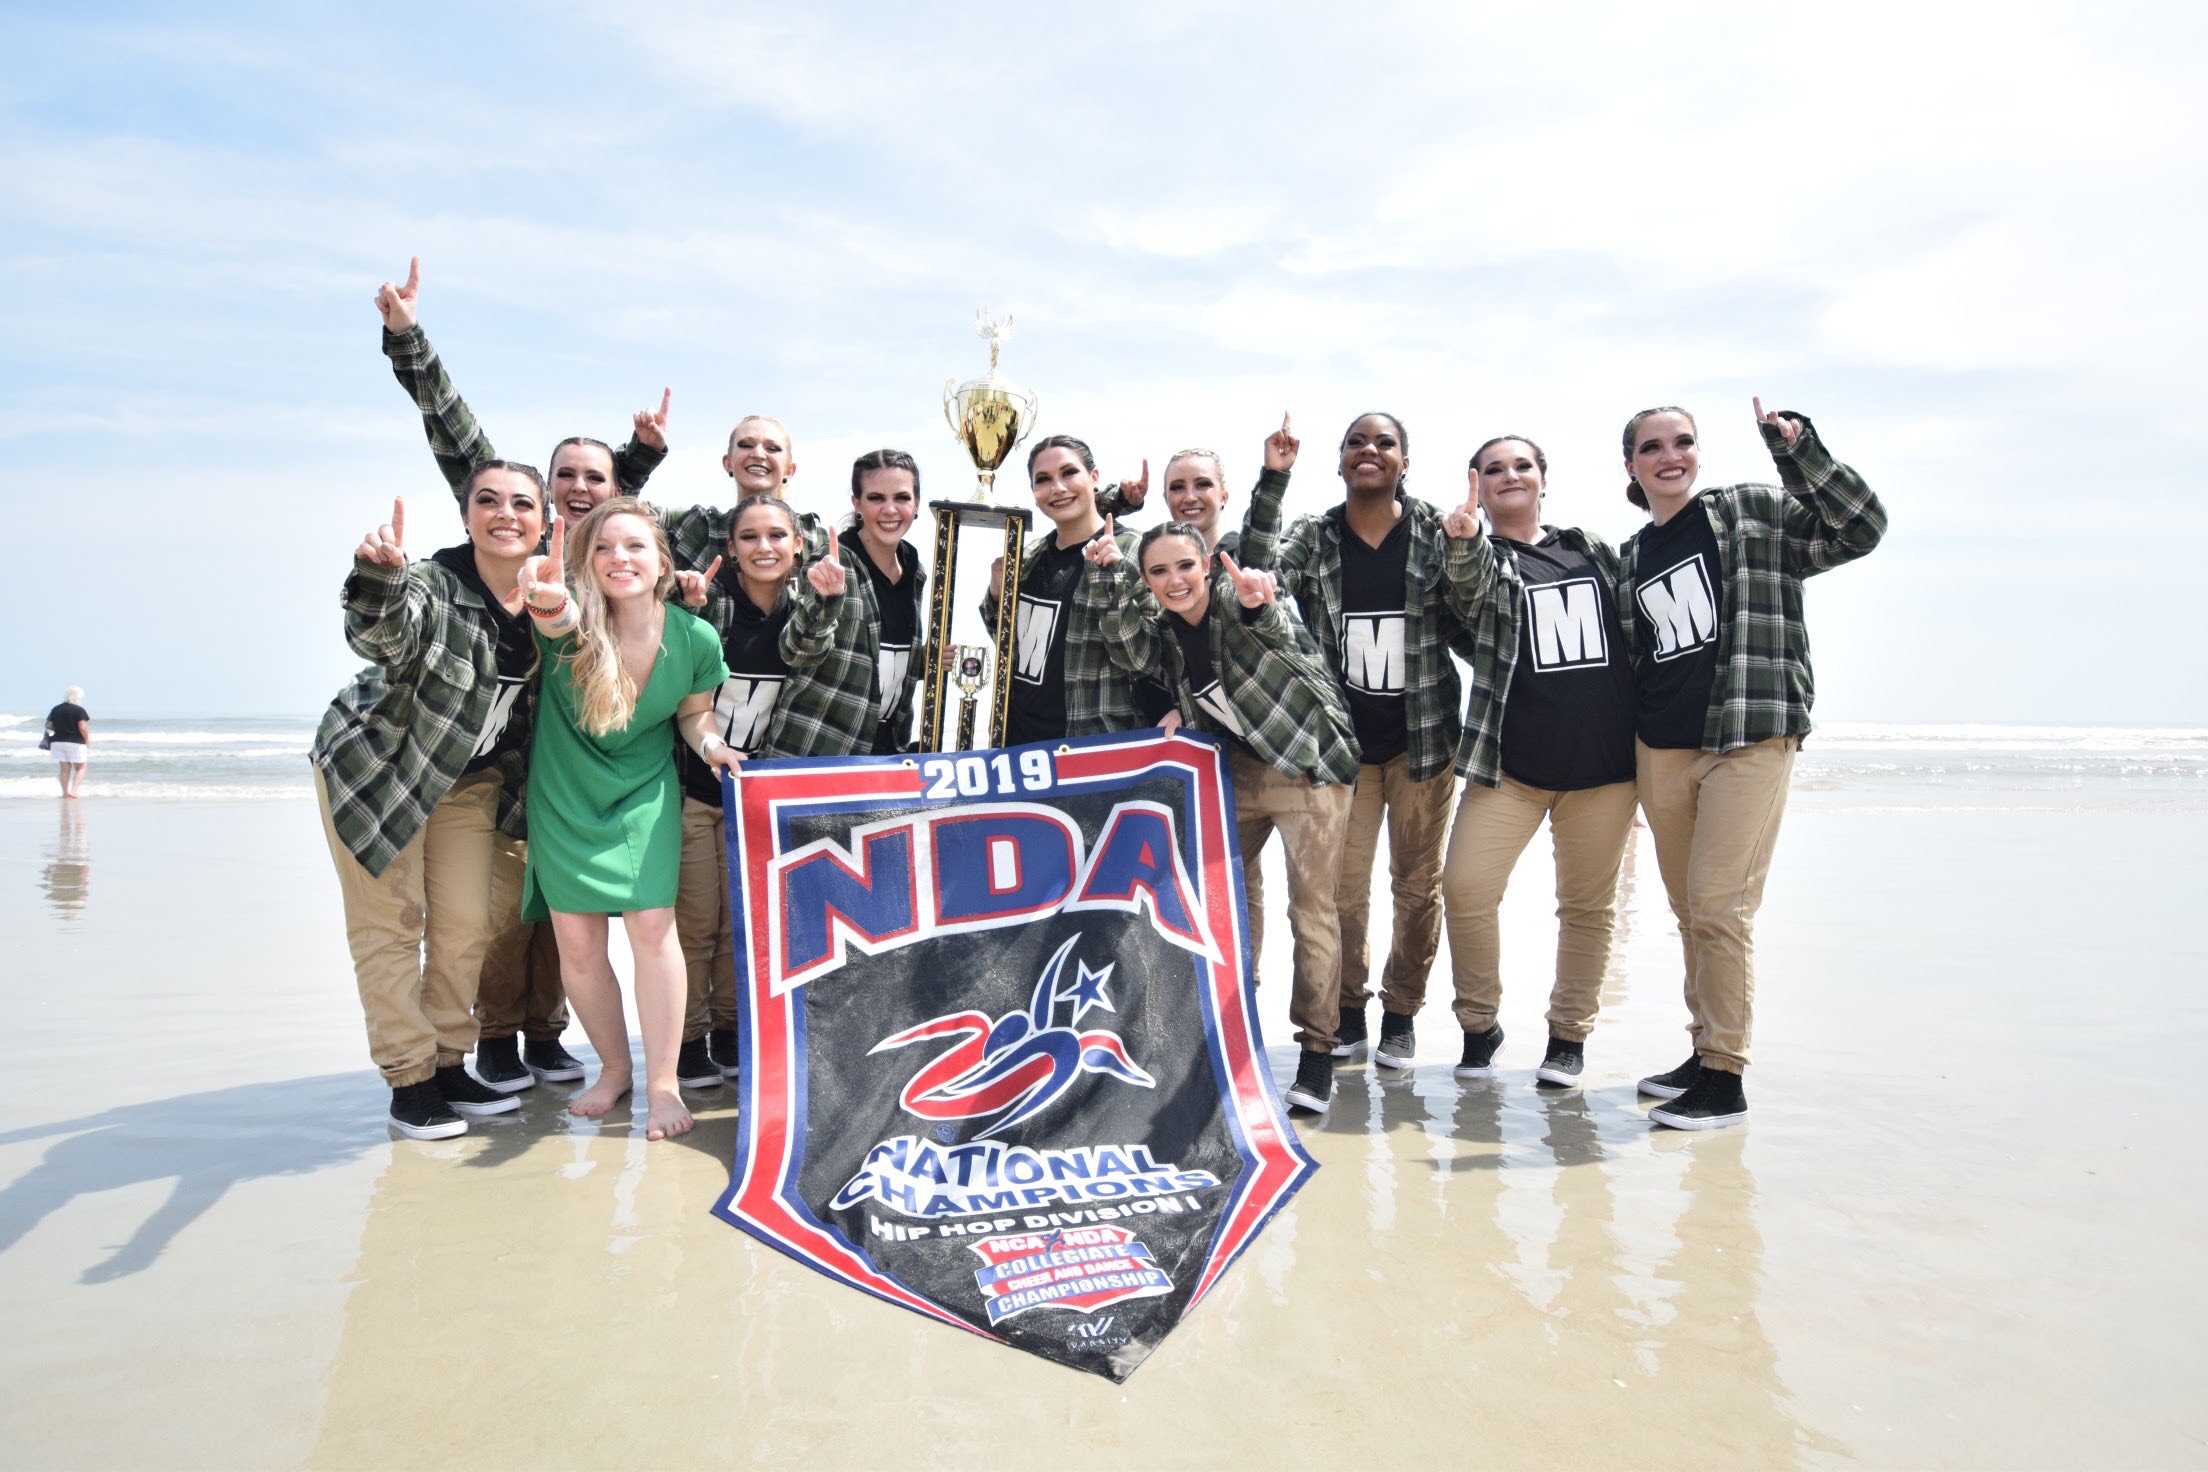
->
[[525, 594, 569, 619]]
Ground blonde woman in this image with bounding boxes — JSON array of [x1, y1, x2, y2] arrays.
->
[[517, 498, 733, 1141]]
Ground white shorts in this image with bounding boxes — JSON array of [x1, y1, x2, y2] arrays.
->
[[51, 742, 87, 763]]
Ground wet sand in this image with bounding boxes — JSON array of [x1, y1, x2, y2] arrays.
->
[[2, 793, 2204, 1469]]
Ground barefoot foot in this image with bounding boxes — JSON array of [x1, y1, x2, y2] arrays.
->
[[645, 1089, 694, 1141], [570, 1072, 633, 1119]]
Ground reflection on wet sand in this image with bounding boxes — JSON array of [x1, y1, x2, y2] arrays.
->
[[39, 801, 89, 924]]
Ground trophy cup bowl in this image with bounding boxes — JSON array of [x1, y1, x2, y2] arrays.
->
[[923, 311, 1041, 752]]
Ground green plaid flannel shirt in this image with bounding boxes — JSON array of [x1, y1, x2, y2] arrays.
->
[[1239, 473, 1471, 781], [1440, 525, 1627, 787], [381, 325, 665, 502], [980, 524, 1144, 736], [1617, 415, 1887, 753], [1088, 560, 1360, 786], [311, 558, 532, 877], [768, 538, 926, 757]]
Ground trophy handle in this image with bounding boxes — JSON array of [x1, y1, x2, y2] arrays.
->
[[942, 380, 960, 438]]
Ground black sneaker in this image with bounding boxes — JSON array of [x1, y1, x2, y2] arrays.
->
[[1374, 1011, 1416, 1071], [389, 1081, 467, 1140], [708, 1027, 742, 1078], [1535, 1036, 1585, 1087], [1637, 1055, 1703, 1100], [432, 1065, 520, 1118], [473, 1036, 535, 1094], [1648, 1068, 1747, 1130], [1453, 1024, 1505, 1078], [523, 1038, 588, 1082], [1283, 1050, 1334, 1114], [1331, 1004, 1369, 1062], [677, 1037, 723, 1090]]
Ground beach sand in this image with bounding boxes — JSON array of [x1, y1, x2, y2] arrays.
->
[[2, 790, 2203, 1469]]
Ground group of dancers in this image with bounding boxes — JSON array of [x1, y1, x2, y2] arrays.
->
[[312, 258, 1887, 1145]]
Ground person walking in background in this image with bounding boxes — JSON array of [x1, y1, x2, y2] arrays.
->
[[1238, 412, 1472, 1071], [1083, 521, 1360, 1116], [45, 688, 91, 798], [1436, 437, 1640, 1088], [513, 499, 733, 1143], [371, 254, 667, 1090], [311, 471, 545, 1139], [1619, 399, 1887, 1129]]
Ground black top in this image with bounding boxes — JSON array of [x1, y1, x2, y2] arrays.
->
[[1628, 500, 1724, 749], [846, 530, 922, 752], [1170, 606, 1258, 761], [1497, 533, 1636, 790], [1004, 534, 1092, 747], [46, 703, 89, 745], [434, 545, 535, 775], [678, 570, 795, 806], [1336, 511, 1412, 766]]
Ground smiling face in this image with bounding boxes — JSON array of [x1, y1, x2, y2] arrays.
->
[[1141, 533, 1212, 625], [852, 466, 917, 553], [1626, 411, 1701, 504], [1029, 446, 1099, 530], [1163, 454, 1228, 538], [724, 417, 795, 499], [729, 502, 797, 591], [1338, 415, 1407, 497], [1475, 439, 1546, 528], [549, 442, 618, 521], [588, 511, 664, 602], [465, 468, 545, 563]]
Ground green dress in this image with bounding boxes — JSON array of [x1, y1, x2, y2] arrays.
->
[[522, 605, 729, 919]]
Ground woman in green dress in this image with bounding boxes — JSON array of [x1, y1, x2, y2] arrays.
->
[[516, 497, 734, 1141]]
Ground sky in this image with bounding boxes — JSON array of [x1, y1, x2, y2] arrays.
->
[[4, 0, 2204, 723]]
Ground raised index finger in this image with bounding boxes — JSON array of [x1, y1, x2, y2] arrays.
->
[[703, 555, 722, 581], [392, 498, 405, 545], [1752, 394, 1768, 422], [548, 515, 565, 565], [658, 386, 672, 423], [1218, 549, 1242, 579], [1281, 411, 1292, 437]]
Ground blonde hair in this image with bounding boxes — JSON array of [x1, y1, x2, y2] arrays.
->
[[561, 498, 676, 736]]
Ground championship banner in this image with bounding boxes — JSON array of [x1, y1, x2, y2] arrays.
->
[[711, 730, 1316, 1380]]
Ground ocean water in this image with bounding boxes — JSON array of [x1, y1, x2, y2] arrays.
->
[[3, 712, 2204, 811]]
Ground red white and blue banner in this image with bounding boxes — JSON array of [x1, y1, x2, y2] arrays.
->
[[711, 730, 1316, 1380]]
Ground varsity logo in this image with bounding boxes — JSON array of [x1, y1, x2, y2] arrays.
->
[[869, 932, 1156, 1139], [1341, 612, 1406, 693], [1189, 679, 1247, 738], [1014, 596, 1062, 683], [969, 1226, 1173, 1326], [1524, 578, 1609, 671], [714, 674, 785, 753], [876, 643, 912, 718], [470, 677, 525, 758], [1637, 555, 1719, 661]]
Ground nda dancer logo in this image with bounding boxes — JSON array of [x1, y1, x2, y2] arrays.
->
[[869, 932, 1156, 1139], [969, 1226, 1172, 1327]]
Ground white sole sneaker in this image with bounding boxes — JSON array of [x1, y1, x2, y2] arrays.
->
[[1535, 1064, 1584, 1087], [1374, 1048, 1415, 1071], [1283, 1086, 1331, 1114], [445, 1093, 520, 1118], [391, 1114, 468, 1140], [1648, 1102, 1747, 1130], [1451, 1064, 1497, 1080], [1637, 1077, 1695, 1100], [476, 1071, 536, 1095], [1329, 1041, 1368, 1063]]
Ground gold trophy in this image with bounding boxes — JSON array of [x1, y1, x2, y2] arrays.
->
[[922, 311, 1040, 752]]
